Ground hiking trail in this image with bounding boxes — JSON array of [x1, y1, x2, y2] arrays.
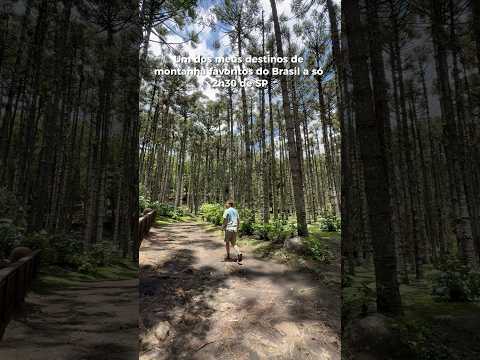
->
[[0, 279, 138, 360], [140, 221, 340, 360]]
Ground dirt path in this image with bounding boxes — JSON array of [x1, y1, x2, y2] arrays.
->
[[140, 222, 340, 360], [0, 279, 138, 360]]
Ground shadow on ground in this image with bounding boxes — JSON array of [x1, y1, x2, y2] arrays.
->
[[140, 222, 340, 360], [140, 246, 227, 358], [0, 279, 138, 360]]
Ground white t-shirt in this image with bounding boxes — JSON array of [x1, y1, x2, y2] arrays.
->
[[223, 207, 239, 232]]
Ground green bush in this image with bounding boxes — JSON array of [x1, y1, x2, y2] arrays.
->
[[239, 221, 254, 236], [0, 219, 23, 258], [24, 231, 122, 273], [432, 256, 480, 302], [319, 212, 340, 232], [284, 222, 297, 238], [154, 202, 174, 217], [70, 253, 96, 274], [50, 234, 84, 266], [342, 274, 353, 288], [252, 219, 297, 242], [171, 207, 184, 220], [139, 195, 150, 214], [198, 204, 296, 241], [0, 187, 122, 273], [200, 203, 224, 225], [0, 188, 26, 259], [89, 241, 118, 267], [252, 223, 269, 239], [78, 260, 96, 274], [0, 187, 26, 228], [22, 230, 54, 261], [139, 195, 186, 220], [238, 208, 255, 236], [305, 236, 333, 263], [22, 231, 88, 270]]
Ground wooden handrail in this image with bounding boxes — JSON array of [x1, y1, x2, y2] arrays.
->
[[139, 210, 156, 245], [0, 250, 40, 340]]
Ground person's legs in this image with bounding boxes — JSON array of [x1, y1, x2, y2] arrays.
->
[[225, 231, 231, 259], [230, 232, 242, 261]]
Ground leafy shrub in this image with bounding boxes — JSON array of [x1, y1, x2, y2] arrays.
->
[[0, 219, 23, 258], [50, 234, 84, 266], [0, 188, 26, 259], [305, 236, 333, 263], [139, 196, 185, 220], [283, 222, 297, 238], [0, 187, 26, 228], [69, 253, 96, 274], [154, 202, 174, 217], [89, 241, 117, 267], [238, 208, 255, 236], [24, 231, 121, 273], [198, 204, 295, 241], [319, 212, 340, 232], [78, 259, 96, 274], [252, 223, 269, 240], [342, 274, 353, 288], [171, 207, 184, 220], [432, 256, 480, 301], [239, 221, 254, 236], [469, 271, 480, 297], [154, 202, 182, 218], [200, 203, 224, 226], [252, 220, 297, 242], [139, 195, 151, 214], [22, 231, 85, 268], [22, 230, 54, 261]]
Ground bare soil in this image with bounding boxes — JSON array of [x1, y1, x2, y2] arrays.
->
[[140, 221, 340, 360], [0, 279, 138, 360]]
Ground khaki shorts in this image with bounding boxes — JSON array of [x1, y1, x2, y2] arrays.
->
[[224, 230, 237, 245]]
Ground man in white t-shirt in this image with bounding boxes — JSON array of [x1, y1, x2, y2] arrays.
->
[[222, 200, 243, 263]]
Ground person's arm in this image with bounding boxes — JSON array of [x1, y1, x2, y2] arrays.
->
[[222, 210, 228, 230]]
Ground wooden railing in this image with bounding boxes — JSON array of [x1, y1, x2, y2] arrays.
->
[[0, 250, 41, 340], [139, 209, 156, 244]]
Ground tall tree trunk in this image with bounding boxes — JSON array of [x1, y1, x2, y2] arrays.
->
[[236, 18, 252, 208], [269, 0, 308, 236], [343, 0, 402, 315], [430, 0, 477, 267]]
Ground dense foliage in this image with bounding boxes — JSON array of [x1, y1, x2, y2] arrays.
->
[[138, 0, 341, 240], [0, 187, 26, 258], [140, 195, 184, 220], [0, 1, 140, 262], [0, 187, 122, 273], [319, 212, 341, 232], [305, 236, 334, 263], [432, 257, 480, 302], [252, 220, 297, 242], [199, 202, 298, 241], [198, 201, 335, 265], [199, 203, 224, 226]]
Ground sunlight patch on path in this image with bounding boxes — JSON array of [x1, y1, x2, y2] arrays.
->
[[140, 221, 340, 360]]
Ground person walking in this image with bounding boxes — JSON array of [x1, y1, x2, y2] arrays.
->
[[222, 200, 243, 263]]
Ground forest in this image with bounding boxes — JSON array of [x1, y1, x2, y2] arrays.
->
[[138, 0, 343, 358], [341, 0, 480, 359], [139, 0, 341, 238], [1, 0, 478, 358], [0, 0, 140, 272]]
